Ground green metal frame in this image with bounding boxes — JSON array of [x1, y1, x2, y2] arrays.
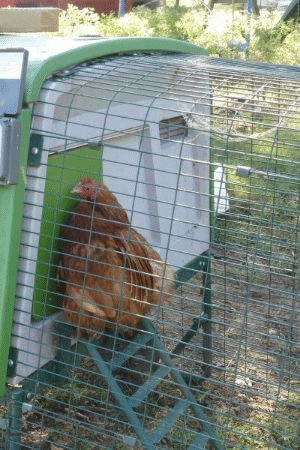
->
[[2, 253, 220, 450], [174, 255, 212, 381]]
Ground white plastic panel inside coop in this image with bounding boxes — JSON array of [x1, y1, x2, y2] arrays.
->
[[8, 53, 211, 385]]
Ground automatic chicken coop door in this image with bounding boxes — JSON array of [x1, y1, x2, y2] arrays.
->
[[0, 48, 28, 185], [0, 37, 223, 450]]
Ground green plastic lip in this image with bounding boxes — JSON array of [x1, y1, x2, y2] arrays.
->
[[0, 36, 208, 103], [26, 37, 208, 103]]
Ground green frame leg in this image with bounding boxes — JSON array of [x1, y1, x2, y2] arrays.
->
[[173, 252, 213, 382], [1, 252, 216, 449], [3, 387, 23, 450]]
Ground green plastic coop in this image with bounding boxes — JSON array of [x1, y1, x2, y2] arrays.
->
[[0, 36, 222, 450]]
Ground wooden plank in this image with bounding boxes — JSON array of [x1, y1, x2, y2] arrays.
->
[[0, 8, 59, 32]]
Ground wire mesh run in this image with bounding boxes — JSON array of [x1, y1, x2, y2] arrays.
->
[[1, 52, 300, 450]]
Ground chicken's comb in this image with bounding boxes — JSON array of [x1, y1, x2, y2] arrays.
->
[[80, 177, 96, 186]]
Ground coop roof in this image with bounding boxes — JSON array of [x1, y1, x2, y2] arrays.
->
[[0, 36, 208, 104]]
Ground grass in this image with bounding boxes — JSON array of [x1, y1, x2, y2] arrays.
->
[[211, 92, 300, 268], [213, 395, 300, 449], [15, 353, 299, 449]]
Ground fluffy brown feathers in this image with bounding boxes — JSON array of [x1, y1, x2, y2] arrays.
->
[[59, 177, 175, 340]]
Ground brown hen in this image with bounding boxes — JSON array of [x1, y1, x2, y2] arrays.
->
[[59, 177, 175, 340]]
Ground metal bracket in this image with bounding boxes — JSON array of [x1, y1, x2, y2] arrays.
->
[[175, 254, 209, 289], [6, 347, 18, 378], [22, 403, 33, 413], [0, 416, 9, 430], [88, 139, 102, 150], [53, 65, 83, 79], [28, 134, 44, 166]]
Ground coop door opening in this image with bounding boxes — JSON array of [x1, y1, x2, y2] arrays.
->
[[31, 146, 102, 320]]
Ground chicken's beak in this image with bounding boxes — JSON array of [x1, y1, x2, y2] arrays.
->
[[70, 185, 81, 195]]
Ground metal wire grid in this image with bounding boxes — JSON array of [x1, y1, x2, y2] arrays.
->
[[1, 53, 300, 450], [207, 57, 300, 450]]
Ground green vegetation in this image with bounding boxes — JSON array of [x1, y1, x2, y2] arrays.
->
[[40, 3, 300, 66], [24, 361, 300, 449]]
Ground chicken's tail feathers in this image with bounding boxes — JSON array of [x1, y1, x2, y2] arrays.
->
[[162, 264, 177, 295], [149, 260, 176, 303]]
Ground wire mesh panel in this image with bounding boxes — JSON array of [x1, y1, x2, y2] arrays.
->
[[1, 53, 300, 450], [206, 58, 300, 450]]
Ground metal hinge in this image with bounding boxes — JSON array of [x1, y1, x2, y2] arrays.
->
[[6, 347, 18, 378], [28, 134, 44, 167], [53, 64, 85, 79]]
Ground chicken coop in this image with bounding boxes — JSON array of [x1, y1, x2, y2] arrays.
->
[[0, 33, 300, 450]]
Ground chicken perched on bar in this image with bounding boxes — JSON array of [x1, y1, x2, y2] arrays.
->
[[59, 177, 175, 340]]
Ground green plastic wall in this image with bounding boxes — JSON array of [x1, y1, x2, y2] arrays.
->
[[0, 109, 31, 397], [32, 147, 102, 320]]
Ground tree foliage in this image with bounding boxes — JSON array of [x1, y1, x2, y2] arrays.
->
[[49, 4, 300, 66]]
